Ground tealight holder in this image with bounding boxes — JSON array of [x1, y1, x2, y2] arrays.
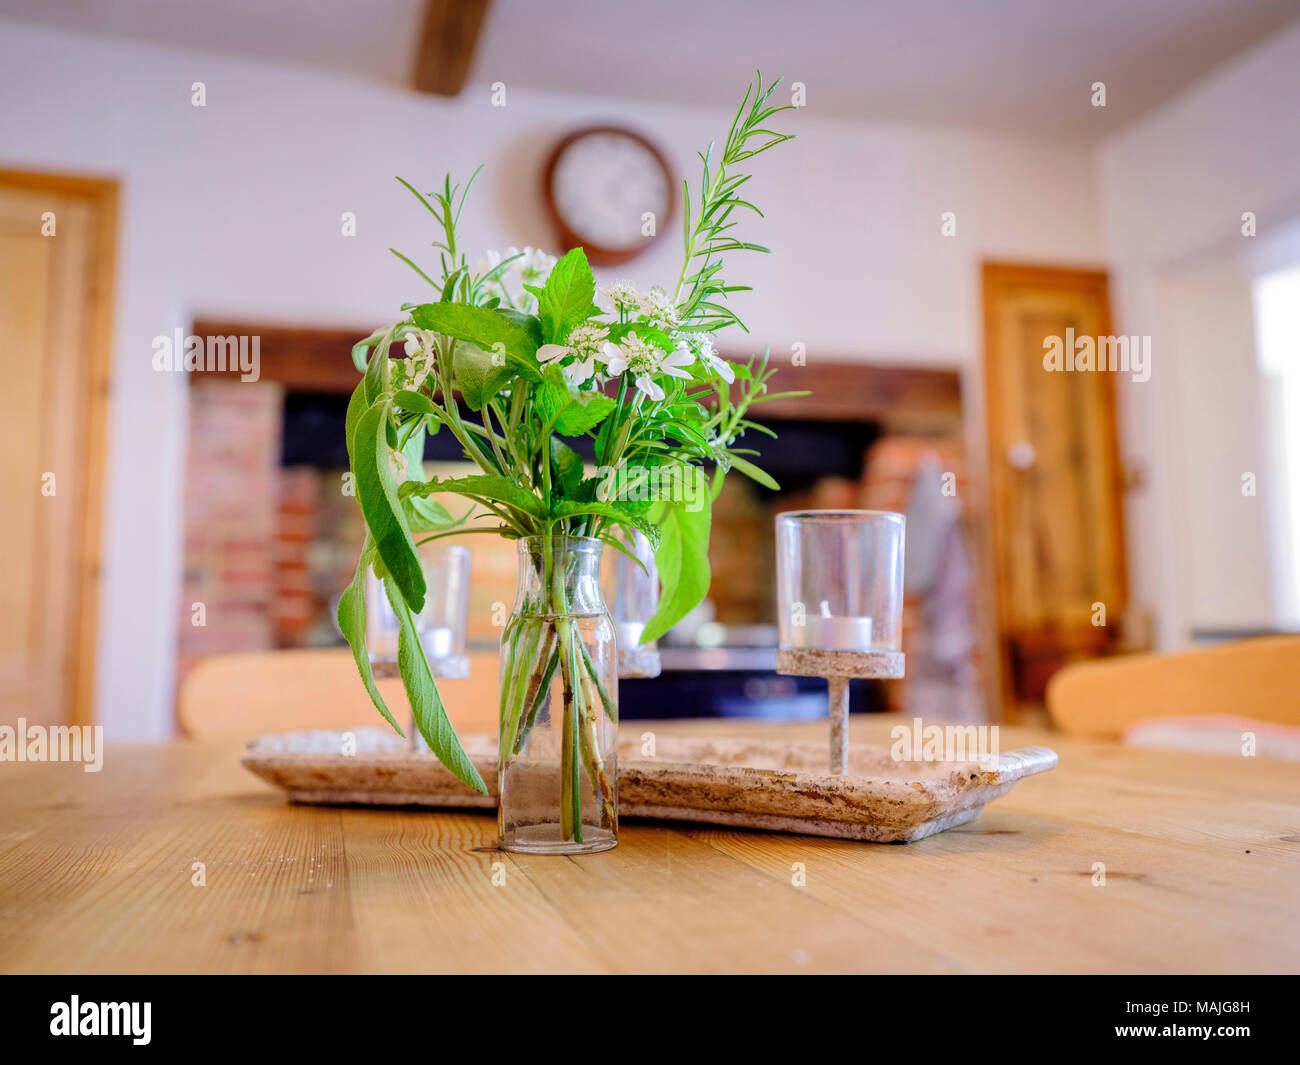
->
[[366, 544, 472, 751], [775, 510, 905, 774], [611, 530, 662, 678]]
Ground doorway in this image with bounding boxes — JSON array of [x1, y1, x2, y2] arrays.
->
[[0, 170, 117, 728]]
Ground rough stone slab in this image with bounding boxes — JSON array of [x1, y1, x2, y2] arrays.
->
[[242, 730, 1056, 843]]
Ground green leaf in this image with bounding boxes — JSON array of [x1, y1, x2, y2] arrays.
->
[[551, 500, 660, 549], [352, 335, 379, 373], [363, 336, 391, 406], [382, 577, 487, 794], [497, 309, 544, 348], [393, 389, 438, 415], [640, 495, 712, 643], [726, 454, 780, 491], [354, 397, 426, 612], [550, 437, 584, 498], [538, 247, 597, 343], [451, 342, 513, 411], [536, 367, 617, 436], [398, 425, 457, 533], [411, 303, 541, 380], [344, 380, 369, 473], [404, 474, 546, 519], [337, 539, 404, 737], [534, 367, 571, 426], [556, 392, 616, 436], [400, 423, 427, 481], [405, 494, 457, 534]]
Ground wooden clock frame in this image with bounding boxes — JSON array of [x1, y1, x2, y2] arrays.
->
[[541, 125, 675, 267]]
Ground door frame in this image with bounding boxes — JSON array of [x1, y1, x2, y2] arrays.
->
[[1, 168, 118, 727]]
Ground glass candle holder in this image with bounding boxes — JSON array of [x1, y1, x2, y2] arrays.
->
[[611, 530, 662, 678], [365, 545, 472, 751], [416, 545, 471, 680], [775, 511, 905, 653]]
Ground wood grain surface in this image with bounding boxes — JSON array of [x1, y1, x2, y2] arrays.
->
[[1, 719, 1296, 974]]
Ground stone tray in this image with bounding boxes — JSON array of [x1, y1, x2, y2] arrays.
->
[[242, 728, 1057, 843]]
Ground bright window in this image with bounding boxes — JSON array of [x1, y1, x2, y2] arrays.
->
[[1252, 267, 1300, 625]]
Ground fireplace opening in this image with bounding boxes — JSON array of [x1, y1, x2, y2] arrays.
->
[[178, 322, 973, 722]]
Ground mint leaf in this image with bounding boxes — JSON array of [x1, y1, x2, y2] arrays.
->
[[403, 474, 546, 519], [539, 247, 596, 343], [555, 391, 615, 436], [536, 366, 616, 436], [551, 500, 660, 549], [412, 303, 542, 380], [550, 438, 584, 498], [399, 426, 457, 533], [452, 342, 513, 410]]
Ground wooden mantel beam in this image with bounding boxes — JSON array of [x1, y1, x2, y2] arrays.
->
[[413, 0, 492, 97]]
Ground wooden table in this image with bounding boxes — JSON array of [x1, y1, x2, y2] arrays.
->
[[1, 719, 1296, 974]]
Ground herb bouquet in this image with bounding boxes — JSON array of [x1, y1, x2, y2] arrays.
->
[[340, 73, 798, 853]]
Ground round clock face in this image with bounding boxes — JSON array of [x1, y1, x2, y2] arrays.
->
[[548, 129, 671, 261]]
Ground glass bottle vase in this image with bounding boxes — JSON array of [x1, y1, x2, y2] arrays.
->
[[498, 535, 618, 854]]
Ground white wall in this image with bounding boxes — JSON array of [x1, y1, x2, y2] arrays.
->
[[0, 20, 1106, 738], [1098, 19, 1300, 648]]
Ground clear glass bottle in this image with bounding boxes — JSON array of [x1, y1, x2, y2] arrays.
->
[[498, 535, 618, 854]]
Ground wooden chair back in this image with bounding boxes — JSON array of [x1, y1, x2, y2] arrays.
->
[[1046, 635, 1300, 737], [178, 648, 500, 740]]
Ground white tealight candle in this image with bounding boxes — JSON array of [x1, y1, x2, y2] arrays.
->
[[421, 625, 455, 660], [790, 614, 873, 651]]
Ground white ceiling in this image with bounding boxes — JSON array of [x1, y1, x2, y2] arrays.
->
[[2, 0, 1297, 137]]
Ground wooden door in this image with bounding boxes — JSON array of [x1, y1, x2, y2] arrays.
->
[[982, 263, 1127, 713], [0, 172, 116, 728]]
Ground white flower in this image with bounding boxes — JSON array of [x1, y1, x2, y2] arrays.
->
[[480, 246, 557, 311], [637, 285, 681, 329], [673, 330, 734, 383], [518, 246, 557, 286], [402, 328, 437, 388], [537, 322, 609, 385], [603, 280, 640, 316], [602, 331, 693, 402]]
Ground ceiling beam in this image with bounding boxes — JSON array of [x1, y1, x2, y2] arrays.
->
[[413, 0, 492, 97]]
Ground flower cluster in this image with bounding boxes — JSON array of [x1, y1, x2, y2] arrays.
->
[[537, 322, 609, 385], [401, 327, 438, 389], [603, 332, 693, 401], [464, 262, 744, 398]]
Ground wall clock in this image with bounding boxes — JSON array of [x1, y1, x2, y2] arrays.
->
[[542, 126, 674, 266]]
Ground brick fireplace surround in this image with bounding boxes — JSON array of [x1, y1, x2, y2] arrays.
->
[[177, 322, 979, 719]]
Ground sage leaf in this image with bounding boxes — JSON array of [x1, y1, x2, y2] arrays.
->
[[354, 396, 426, 612], [337, 538, 404, 737], [393, 389, 438, 415], [382, 577, 487, 794]]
